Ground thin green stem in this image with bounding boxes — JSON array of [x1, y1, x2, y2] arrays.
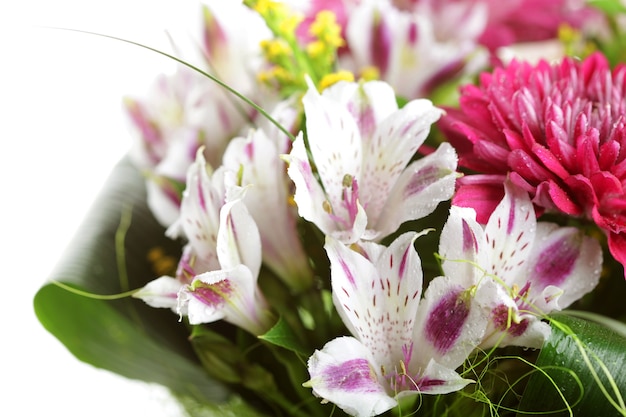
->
[[115, 203, 132, 292], [42, 26, 296, 142], [50, 280, 138, 300]]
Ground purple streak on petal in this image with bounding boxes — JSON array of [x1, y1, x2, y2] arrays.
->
[[299, 160, 317, 193], [407, 21, 418, 46], [491, 304, 529, 337], [398, 243, 412, 281], [372, 11, 391, 76], [401, 341, 414, 365], [339, 257, 357, 287], [192, 279, 233, 308], [415, 376, 444, 390], [462, 219, 478, 253], [349, 101, 376, 138], [425, 288, 470, 354], [507, 196, 516, 234], [403, 165, 441, 198], [323, 359, 380, 392], [197, 173, 207, 212], [533, 234, 579, 287], [244, 140, 255, 161]]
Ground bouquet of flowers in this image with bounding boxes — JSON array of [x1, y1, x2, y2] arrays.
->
[[34, 0, 626, 416]]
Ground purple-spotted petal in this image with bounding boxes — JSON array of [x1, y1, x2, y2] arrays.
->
[[480, 286, 552, 349], [410, 359, 474, 395], [374, 142, 457, 239], [413, 276, 489, 370], [182, 265, 272, 335], [520, 222, 602, 311], [325, 232, 423, 367], [306, 336, 396, 417], [438, 206, 489, 287], [361, 98, 445, 228], [484, 180, 536, 280], [302, 79, 363, 214]]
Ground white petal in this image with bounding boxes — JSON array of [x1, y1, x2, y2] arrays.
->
[[413, 276, 489, 370], [323, 80, 398, 140], [287, 133, 337, 235], [221, 130, 312, 287], [484, 180, 536, 281], [132, 276, 182, 310], [520, 223, 603, 311], [302, 80, 363, 217], [439, 205, 489, 287], [178, 150, 222, 258], [375, 142, 457, 238], [408, 359, 474, 395], [216, 198, 262, 278], [325, 233, 423, 367], [186, 265, 271, 335], [306, 336, 396, 417], [361, 99, 444, 227], [480, 291, 552, 349]]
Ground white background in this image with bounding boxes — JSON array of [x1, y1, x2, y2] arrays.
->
[[1, 1, 202, 415]]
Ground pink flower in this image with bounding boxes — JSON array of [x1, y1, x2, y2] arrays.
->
[[439, 52, 626, 276], [476, 0, 597, 51]]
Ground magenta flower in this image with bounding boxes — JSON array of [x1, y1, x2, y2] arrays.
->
[[476, 0, 598, 51], [439, 52, 626, 276]]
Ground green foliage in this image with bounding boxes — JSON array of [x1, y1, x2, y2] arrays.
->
[[518, 313, 626, 417], [33, 157, 227, 404], [587, 0, 626, 15]]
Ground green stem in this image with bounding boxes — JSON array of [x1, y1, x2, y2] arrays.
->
[[42, 27, 296, 142]]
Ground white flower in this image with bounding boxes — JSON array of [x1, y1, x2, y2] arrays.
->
[[124, 0, 271, 227], [439, 180, 603, 348], [343, 0, 487, 98], [287, 79, 457, 243], [178, 195, 273, 335], [305, 233, 490, 416], [134, 149, 274, 335], [221, 128, 314, 291]]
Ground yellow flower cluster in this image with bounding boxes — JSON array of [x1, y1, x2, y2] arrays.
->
[[247, 0, 355, 94]]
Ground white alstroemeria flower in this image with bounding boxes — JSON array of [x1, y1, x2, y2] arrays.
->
[[343, 0, 487, 98], [439, 180, 603, 348], [124, 0, 271, 228], [178, 195, 274, 336], [287, 79, 457, 244], [134, 150, 273, 335], [305, 233, 490, 416], [133, 149, 225, 311], [221, 128, 314, 291]]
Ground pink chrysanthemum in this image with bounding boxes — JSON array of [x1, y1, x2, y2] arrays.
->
[[439, 52, 626, 276]]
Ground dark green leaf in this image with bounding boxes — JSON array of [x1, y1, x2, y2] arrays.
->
[[259, 315, 310, 356], [35, 284, 225, 402], [517, 313, 626, 417], [33, 156, 228, 403]]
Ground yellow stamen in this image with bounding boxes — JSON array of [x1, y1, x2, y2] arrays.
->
[[319, 70, 355, 91]]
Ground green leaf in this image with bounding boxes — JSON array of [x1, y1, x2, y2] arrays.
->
[[517, 313, 626, 417], [259, 315, 310, 356], [33, 156, 228, 404], [175, 395, 272, 417], [35, 284, 225, 401], [587, 0, 626, 15]]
